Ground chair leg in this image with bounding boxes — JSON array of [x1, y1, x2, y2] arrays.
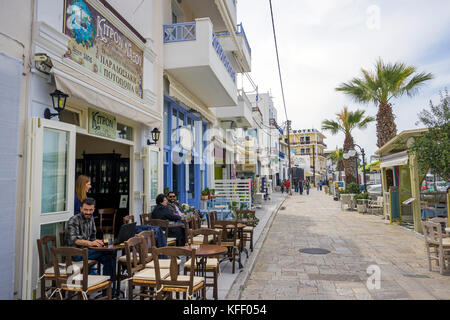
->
[[250, 232, 254, 252], [107, 284, 112, 300], [232, 248, 236, 274], [213, 269, 218, 300]]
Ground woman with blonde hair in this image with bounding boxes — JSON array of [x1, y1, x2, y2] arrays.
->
[[74, 175, 92, 215]]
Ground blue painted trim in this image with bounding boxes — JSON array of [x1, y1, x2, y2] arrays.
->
[[163, 22, 196, 43], [212, 32, 236, 82]]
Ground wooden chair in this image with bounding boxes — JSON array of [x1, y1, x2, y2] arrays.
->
[[421, 220, 450, 275], [144, 218, 177, 246], [98, 208, 117, 234], [50, 247, 111, 300], [153, 246, 206, 300], [59, 231, 100, 272], [234, 209, 257, 252], [184, 229, 222, 300], [213, 220, 242, 274], [36, 235, 59, 299], [124, 236, 169, 300], [430, 217, 448, 237], [206, 211, 218, 229], [368, 196, 384, 215], [140, 213, 152, 225], [139, 230, 181, 270], [123, 215, 135, 224]]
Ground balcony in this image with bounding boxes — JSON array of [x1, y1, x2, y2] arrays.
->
[[163, 19, 237, 107], [212, 89, 254, 128], [216, 23, 252, 73]]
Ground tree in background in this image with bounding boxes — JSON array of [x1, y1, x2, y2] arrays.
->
[[322, 107, 375, 184], [411, 89, 450, 183], [336, 58, 433, 148], [329, 148, 344, 181]]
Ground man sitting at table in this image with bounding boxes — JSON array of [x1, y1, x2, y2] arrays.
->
[[152, 194, 186, 246], [65, 198, 115, 280], [166, 191, 186, 217]]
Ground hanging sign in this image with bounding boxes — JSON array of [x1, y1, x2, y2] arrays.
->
[[63, 0, 144, 98], [88, 108, 117, 139]]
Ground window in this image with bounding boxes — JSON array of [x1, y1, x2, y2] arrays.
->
[[164, 101, 170, 146], [117, 123, 133, 141], [59, 109, 80, 126], [150, 151, 159, 201], [41, 128, 69, 214]]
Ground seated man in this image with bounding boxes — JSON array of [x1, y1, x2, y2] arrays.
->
[[152, 194, 186, 246], [65, 198, 115, 280], [166, 192, 186, 217]]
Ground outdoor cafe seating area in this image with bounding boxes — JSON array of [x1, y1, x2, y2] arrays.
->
[[36, 203, 258, 300]]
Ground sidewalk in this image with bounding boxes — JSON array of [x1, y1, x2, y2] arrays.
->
[[241, 189, 450, 300]]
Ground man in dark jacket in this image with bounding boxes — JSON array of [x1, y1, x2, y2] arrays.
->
[[152, 194, 185, 246]]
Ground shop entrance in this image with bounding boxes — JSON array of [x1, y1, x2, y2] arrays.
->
[[76, 134, 131, 236]]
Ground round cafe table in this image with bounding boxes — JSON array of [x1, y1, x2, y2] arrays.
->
[[214, 223, 248, 264], [182, 244, 227, 277]]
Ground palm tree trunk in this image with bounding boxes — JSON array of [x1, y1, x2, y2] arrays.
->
[[377, 102, 397, 148], [343, 133, 356, 184]]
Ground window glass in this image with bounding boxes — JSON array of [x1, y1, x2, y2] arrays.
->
[[117, 123, 133, 141], [150, 151, 159, 201], [188, 158, 195, 200], [40, 222, 66, 247], [41, 128, 68, 214], [172, 109, 178, 144], [59, 109, 80, 127]]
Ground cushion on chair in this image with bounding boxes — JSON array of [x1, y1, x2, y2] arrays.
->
[[243, 226, 254, 232], [62, 275, 110, 290], [165, 275, 204, 288], [184, 258, 219, 269], [167, 237, 177, 244], [192, 235, 214, 244], [133, 268, 169, 281], [146, 259, 181, 269], [45, 261, 86, 275]]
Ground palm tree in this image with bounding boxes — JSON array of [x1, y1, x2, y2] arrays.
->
[[336, 58, 433, 148], [329, 148, 344, 181], [322, 107, 375, 184]]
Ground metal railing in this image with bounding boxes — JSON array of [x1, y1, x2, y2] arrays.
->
[[212, 32, 236, 82], [163, 22, 196, 42]]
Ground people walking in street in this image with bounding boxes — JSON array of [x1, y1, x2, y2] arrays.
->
[[285, 179, 291, 194], [319, 180, 323, 191], [305, 180, 310, 195], [281, 180, 285, 194], [74, 175, 92, 215], [294, 180, 299, 193], [299, 180, 304, 195]]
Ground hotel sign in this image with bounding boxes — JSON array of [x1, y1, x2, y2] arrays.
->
[[63, 0, 144, 98], [88, 108, 117, 139]]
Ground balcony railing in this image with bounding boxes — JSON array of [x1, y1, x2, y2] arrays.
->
[[163, 22, 196, 42], [236, 23, 252, 56], [163, 22, 236, 83], [212, 32, 236, 82]]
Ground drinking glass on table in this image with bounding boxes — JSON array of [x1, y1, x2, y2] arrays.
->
[[103, 234, 109, 246]]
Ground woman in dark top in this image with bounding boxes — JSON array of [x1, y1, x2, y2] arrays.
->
[[151, 194, 185, 245]]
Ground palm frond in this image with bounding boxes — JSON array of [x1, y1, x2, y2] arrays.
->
[[321, 120, 341, 135]]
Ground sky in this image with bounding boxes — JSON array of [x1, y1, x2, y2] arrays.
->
[[237, 0, 450, 159]]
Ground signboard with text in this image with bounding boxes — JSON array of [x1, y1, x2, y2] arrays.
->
[[63, 0, 144, 98], [88, 108, 117, 139]]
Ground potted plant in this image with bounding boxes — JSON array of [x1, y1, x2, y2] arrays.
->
[[355, 192, 369, 213], [210, 189, 216, 199], [201, 188, 209, 201]]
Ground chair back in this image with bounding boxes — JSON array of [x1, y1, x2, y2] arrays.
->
[[235, 209, 257, 226], [213, 220, 238, 246], [192, 215, 201, 230], [98, 208, 117, 234], [123, 215, 135, 224], [144, 218, 169, 239], [422, 221, 443, 246], [37, 235, 57, 277], [124, 236, 147, 276], [51, 246, 89, 292], [152, 246, 197, 296], [140, 213, 152, 225], [206, 211, 217, 229], [376, 196, 384, 206], [59, 232, 66, 247], [430, 217, 447, 233], [136, 230, 156, 256], [189, 228, 221, 246], [183, 217, 193, 245]]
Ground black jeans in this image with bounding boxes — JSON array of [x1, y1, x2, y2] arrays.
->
[[169, 227, 186, 246]]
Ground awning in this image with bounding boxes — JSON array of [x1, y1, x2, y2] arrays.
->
[[51, 59, 161, 126], [380, 151, 409, 168]]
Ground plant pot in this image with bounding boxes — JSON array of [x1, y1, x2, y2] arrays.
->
[[201, 196, 208, 201], [357, 204, 367, 213]]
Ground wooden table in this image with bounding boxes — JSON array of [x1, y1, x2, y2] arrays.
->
[[168, 221, 185, 228], [182, 244, 227, 278], [89, 244, 125, 298], [214, 223, 247, 264]]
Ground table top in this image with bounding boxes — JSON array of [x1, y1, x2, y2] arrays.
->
[[88, 243, 125, 251], [182, 244, 228, 257], [168, 222, 185, 228]]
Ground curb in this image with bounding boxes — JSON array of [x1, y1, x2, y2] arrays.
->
[[225, 195, 287, 300]]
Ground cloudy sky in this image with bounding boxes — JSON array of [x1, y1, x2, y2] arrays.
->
[[237, 0, 450, 158]]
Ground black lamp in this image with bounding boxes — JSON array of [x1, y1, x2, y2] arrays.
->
[[44, 89, 69, 119], [147, 127, 161, 145]]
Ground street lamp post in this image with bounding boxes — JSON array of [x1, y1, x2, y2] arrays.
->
[[353, 144, 367, 193]]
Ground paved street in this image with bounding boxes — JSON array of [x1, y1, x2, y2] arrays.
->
[[241, 189, 450, 300]]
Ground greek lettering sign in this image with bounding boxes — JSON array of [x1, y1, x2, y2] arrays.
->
[[88, 108, 117, 139], [63, 0, 144, 98]]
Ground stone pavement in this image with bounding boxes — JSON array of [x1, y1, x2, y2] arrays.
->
[[240, 189, 450, 300]]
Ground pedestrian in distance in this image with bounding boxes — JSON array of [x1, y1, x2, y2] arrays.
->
[[294, 180, 299, 193], [299, 180, 304, 195], [305, 180, 310, 195], [285, 179, 290, 193], [319, 180, 323, 191], [280, 180, 285, 194]]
